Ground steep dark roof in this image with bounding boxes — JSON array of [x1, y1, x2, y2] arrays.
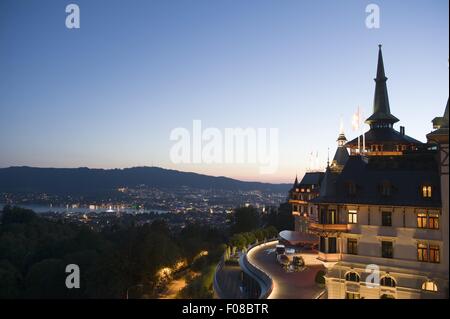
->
[[346, 127, 423, 146], [429, 98, 449, 138], [293, 175, 299, 188], [315, 168, 339, 199], [312, 152, 441, 208], [365, 45, 400, 126], [332, 146, 349, 166], [299, 172, 325, 186], [444, 98, 449, 128]]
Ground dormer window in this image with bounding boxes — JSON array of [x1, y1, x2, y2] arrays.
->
[[348, 182, 357, 196], [422, 185, 432, 198], [380, 181, 392, 197]]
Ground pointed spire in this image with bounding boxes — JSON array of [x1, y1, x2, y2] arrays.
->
[[431, 98, 449, 130], [427, 98, 449, 143], [327, 147, 330, 168], [337, 117, 347, 147], [365, 45, 400, 126], [332, 121, 350, 171], [376, 44, 387, 81], [442, 98, 449, 129], [293, 175, 299, 188]]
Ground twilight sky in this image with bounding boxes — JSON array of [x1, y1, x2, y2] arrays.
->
[[0, 0, 448, 183]]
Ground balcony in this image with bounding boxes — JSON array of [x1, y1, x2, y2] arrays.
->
[[288, 199, 307, 205], [309, 222, 349, 233]]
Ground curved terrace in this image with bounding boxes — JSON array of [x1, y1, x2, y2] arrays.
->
[[245, 242, 326, 299]]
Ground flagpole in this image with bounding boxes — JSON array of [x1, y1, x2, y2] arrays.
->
[[357, 106, 361, 154], [362, 125, 366, 155]]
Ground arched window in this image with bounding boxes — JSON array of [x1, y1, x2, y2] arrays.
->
[[422, 281, 438, 292], [345, 271, 360, 283], [380, 276, 396, 288]]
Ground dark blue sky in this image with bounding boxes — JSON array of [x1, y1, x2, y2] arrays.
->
[[0, 0, 448, 182]]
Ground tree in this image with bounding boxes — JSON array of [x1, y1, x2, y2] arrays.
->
[[230, 206, 260, 234], [315, 270, 326, 285], [264, 226, 278, 239], [265, 202, 294, 231], [229, 234, 247, 250], [254, 229, 264, 242], [224, 246, 231, 261], [242, 232, 256, 246], [1, 205, 37, 224], [0, 260, 21, 298], [24, 258, 67, 298]]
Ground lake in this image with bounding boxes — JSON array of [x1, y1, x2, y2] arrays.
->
[[0, 203, 169, 215]]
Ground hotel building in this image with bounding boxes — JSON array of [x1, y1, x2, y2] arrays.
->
[[301, 46, 448, 299], [289, 172, 324, 233]]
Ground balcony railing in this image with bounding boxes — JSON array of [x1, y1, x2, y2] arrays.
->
[[309, 222, 349, 232]]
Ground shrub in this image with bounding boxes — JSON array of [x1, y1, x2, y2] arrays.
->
[[264, 226, 278, 239], [315, 270, 326, 285], [229, 234, 247, 250]]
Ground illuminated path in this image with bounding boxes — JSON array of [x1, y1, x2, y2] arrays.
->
[[246, 243, 326, 299], [159, 278, 187, 299]]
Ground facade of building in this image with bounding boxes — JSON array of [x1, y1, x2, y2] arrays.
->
[[289, 172, 324, 233], [302, 46, 448, 299]]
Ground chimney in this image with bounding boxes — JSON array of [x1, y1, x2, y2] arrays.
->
[[400, 126, 405, 136]]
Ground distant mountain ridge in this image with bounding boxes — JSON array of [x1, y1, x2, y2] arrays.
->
[[0, 166, 290, 195]]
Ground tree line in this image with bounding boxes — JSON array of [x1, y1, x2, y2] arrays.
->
[[0, 201, 293, 298]]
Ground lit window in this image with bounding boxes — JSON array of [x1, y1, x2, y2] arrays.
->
[[417, 213, 427, 228], [422, 281, 438, 292], [327, 210, 337, 225], [428, 213, 439, 230], [345, 292, 360, 299], [417, 243, 428, 262], [345, 272, 360, 282], [348, 210, 358, 224], [380, 276, 396, 288], [417, 212, 440, 229], [422, 185, 432, 198], [429, 245, 440, 263]]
